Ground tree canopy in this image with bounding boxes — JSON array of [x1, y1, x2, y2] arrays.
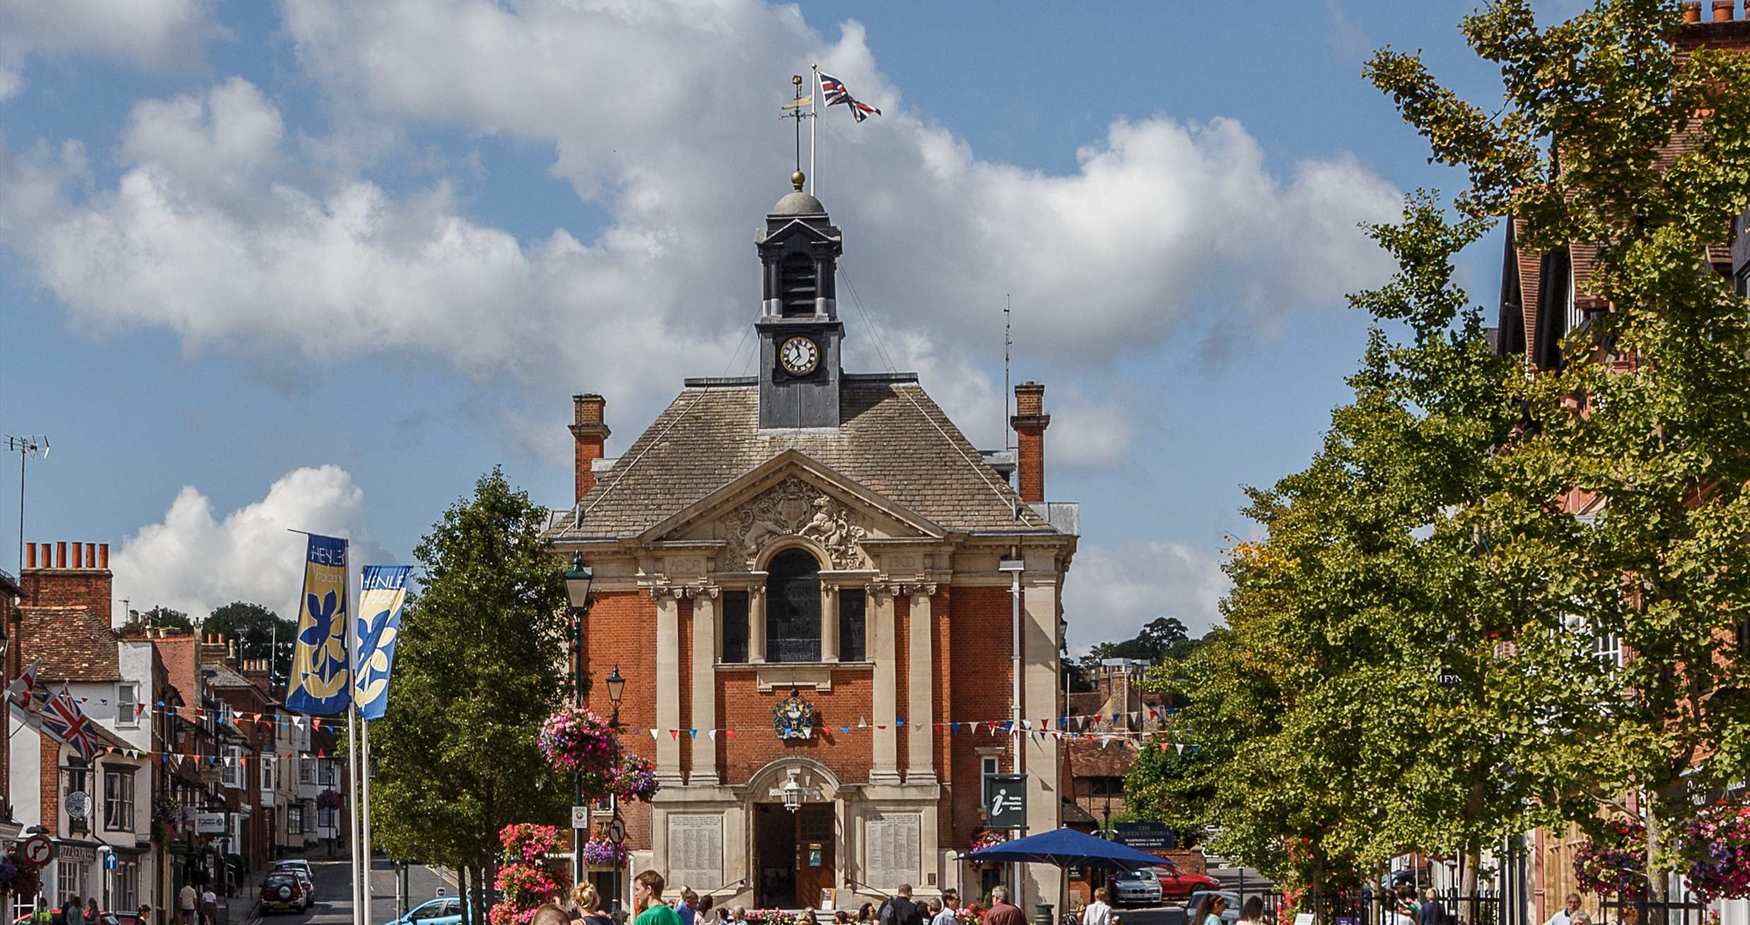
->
[[202, 601, 298, 682]]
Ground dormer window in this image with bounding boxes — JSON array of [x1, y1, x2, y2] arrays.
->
[[781, 252, 817, 317]]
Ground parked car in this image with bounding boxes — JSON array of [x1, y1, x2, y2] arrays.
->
[[275, 858, 315, 878], [262, 872, 311, 914], [1186, 891, 1243, 925], [1113, 868, 1165, 907], [1143, 866, 1222, 900], [385, 897, 465, 925]]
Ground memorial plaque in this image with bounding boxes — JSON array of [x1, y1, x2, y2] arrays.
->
[[864, 813, 921, 887], [669, 814, 724, 889]]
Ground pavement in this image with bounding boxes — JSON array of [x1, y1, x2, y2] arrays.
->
[[245, 858, 452, 925]]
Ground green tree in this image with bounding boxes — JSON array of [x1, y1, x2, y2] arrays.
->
[[368, 469, 570, 921], [1369, 0, 1750, 896], [202, 601, 297, 682], [139, 606, 193, 631]]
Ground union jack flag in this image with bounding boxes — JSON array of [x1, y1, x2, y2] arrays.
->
[[41, 685, 101, 759], [818, 72, 881, 123]]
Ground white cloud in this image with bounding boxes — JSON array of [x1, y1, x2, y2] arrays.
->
[[1062, 540, 1231, 648], [0, 0, 223, 99], [109, 466, 390, 625], [0, 1, 1400, 484]]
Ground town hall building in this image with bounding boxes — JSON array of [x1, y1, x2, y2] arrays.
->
[[547, 174, 1079, 912]]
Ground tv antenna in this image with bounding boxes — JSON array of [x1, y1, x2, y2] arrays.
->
[[5, 435, 49, 576]]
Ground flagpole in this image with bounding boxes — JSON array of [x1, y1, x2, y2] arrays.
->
[[348, 702, 364, 925], [362, 720, 375, 921], [810, 64, 820, 196]]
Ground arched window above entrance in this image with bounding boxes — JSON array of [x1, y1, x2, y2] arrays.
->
[[766, 548, 821, 663]]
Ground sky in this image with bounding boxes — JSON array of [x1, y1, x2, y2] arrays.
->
[[0, 0, 1590, 649]]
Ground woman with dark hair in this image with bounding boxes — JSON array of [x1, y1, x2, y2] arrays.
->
[[858, 905, 876, 924], [1238, 898, 1265, 925]]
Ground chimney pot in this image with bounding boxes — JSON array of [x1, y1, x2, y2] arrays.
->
[[99, 543, 109, 569], [1714, 0, 1733, 20], [72, 543, 82, 569], [84, 543, 96, 569], [570, 393, 612, 505], [1010, 381, 1051, 506], [25, 544, 35, 570], [1684, 1, 1703, 22], [55, 542, 67, 569]]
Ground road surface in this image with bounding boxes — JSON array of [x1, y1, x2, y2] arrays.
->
[[248, 858, 451, 925]]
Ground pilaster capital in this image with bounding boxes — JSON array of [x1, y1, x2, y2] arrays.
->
[[909, 583, 938, 601]]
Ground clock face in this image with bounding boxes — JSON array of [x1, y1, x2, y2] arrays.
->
[[779, 336, 820, 375]]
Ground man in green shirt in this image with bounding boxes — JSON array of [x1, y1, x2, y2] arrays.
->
[[633, 871, 681, 925]]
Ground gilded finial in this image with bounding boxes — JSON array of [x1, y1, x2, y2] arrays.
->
[[792, 170, 806, 191]]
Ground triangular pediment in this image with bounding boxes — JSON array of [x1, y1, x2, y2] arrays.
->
[[637, 450, 943, 571], [762, 218, 838, 245]]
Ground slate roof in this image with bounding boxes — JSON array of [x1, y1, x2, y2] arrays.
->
[[20, 606, 120, 682], [552, 379, 1053, 538]]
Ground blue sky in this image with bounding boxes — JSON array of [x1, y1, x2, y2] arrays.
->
[[0, 0, 1585, 646]]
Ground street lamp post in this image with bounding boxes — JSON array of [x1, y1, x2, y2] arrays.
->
[[564, 557, 595, 892], [604, 665, 626, 922]]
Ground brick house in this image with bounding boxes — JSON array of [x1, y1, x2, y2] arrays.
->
[[547, 176, 1079, 912], [8, 542, 159, 919], [1489, 4, 1750, 922]]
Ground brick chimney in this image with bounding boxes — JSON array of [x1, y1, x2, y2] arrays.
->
[[20, 540, 113, 622], [1715, 0, 1733, 21], [1011, 381, 1051, 505], [570, 393, 611, 504], [199, 632, 230, 667]]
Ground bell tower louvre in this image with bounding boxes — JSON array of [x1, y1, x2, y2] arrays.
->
[[548, 170, 1080, 915]]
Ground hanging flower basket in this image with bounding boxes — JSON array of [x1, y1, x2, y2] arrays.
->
[[744, 911, 797, 925], [540, 706, 619, 778], [582, 837, 628, 868], [1679, 803, 1750, 901], [971, 829, 1006, 850], [1573, 817, 1647, 897], [613, 753, 660, 803]]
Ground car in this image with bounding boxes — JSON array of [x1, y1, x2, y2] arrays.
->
[[1186, 891, 1243, 925], [1112, 869, 1164, 908], [385, 897, 465, 925], [1150, 867, 1221, 900], [262, 873, 310, 915]]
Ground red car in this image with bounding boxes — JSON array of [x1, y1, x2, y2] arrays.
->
[[1154, 868, 1222, 899]]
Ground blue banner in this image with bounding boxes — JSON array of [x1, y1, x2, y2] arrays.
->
[[354, 565, 412, 721], [286, 533, 351, 716]]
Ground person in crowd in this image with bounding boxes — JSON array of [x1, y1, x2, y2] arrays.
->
[[1545, 895, 1583, 925], [675, 888, 697, 925], [573, 883, 613, 925], [836, 912, 853, 925], [885, 885, 925, 925], [1188, 896, 1211, 925], [730, 909, 747, 924], [32, 896, 53, 925], [1391, 901, 1417, 925], [177, 883, 196, 925], [798, 913, 818, 925], [857, 905, 876, 924], [1202, 895, 1229, 925], [982, 888, 1024, 925], [1082, 889, 1111, 925], [1571, 913, 1592, 925], [198, 886, 217, 925], [933, 890, 961, 925], [62, 896, 84, 925], [1417, 891, 1441, 925], [86, 898, 101, 925], [533, 905, 573, 925], [138, 903, 153, 925], [1237, 897, 1265, 925], [633, 871, 681, 925]]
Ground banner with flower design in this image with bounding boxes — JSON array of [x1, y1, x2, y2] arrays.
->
[[287, 533, 352, 716], [354, 564, 412, 720]]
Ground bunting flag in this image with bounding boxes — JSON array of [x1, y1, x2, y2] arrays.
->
[[354, 564, 413, 720], [287, 533, 351, 716]]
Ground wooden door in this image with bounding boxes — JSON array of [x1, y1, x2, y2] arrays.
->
[[794, 804, 836, 909]]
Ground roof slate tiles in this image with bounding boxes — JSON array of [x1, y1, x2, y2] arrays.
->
[[553, 382, 1051, 537], [20, 605, 121, 682]]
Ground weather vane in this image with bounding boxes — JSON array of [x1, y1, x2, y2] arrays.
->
[[780, 73, 815, 190]]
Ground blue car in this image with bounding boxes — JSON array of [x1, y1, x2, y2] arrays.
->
[[387, 898, 464, 925]]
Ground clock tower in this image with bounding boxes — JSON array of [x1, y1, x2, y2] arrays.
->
[[756, 171, 845, 429]]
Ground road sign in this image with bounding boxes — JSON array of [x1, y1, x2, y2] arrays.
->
[[101, 846, 117, 871], [983, 774, 1026, 829], [20, 834, 53, 866], [605, 817, 626, 846], [571, 805, 590, 829], [65, 791, 89, 820]]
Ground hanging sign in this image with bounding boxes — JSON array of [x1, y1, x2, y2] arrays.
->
[[984, 774, 1026, 829], [20, 834, 53, 866], [196, 812, 228, 834], [65, 790, 90, 820], [287, 533, 351, 716]]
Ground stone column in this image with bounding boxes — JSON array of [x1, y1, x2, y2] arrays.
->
[[906, 585, 936, 783], [654, 587, 683, 782], [869, 583, 901, 784], [821, 583, 840, 663], [690, 588, 720, 784], [1020, 567, 1061, 908], [748, 586, 767, 664]]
